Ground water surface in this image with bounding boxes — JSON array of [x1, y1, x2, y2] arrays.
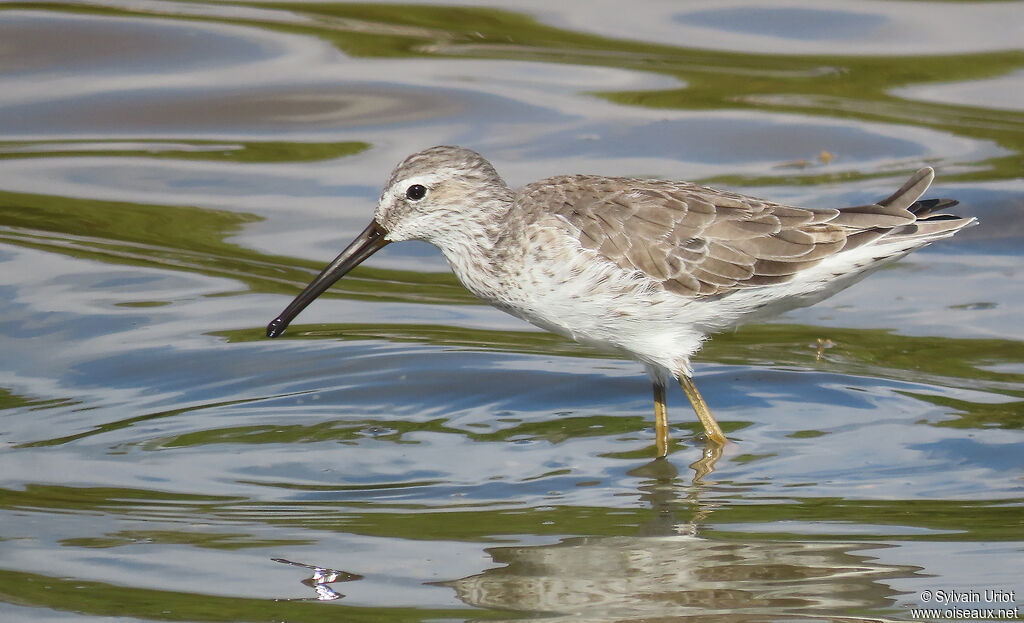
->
[[0, 1, 1022, 621]]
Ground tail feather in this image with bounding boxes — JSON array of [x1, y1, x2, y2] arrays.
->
[[873, 169, 975, 244], [879, 167, 934, 211], [843, 171, 976, 250], [891, 217, 975, 241], [831, 168, 940, 229]]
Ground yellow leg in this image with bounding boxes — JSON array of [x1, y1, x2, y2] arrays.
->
[[653, 382, 669, 457], [678, 375, 727, 445]]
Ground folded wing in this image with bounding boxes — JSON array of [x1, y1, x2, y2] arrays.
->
[[524, 168, 970, 298]]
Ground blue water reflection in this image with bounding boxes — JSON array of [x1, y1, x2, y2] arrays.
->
[[677, 7, 886, 42], [0, 2, 1022, 622]]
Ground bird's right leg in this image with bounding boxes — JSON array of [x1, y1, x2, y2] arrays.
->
[[678, 375, 727, 445]]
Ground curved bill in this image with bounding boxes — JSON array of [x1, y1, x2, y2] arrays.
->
[[266, 220, 389, 338]]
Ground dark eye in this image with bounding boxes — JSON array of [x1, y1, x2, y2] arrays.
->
[[405, 184, 427, 201]]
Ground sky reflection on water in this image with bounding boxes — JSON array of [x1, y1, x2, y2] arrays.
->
[[0, 1, 1022, 621]]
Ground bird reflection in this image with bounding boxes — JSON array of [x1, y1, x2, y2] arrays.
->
[[437, 460, 917, 621]]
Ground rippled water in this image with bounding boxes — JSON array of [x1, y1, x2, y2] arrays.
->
[[1, 2, 1022, 621]]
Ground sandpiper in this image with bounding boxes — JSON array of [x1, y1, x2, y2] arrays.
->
[[267, 146, 975, 457]]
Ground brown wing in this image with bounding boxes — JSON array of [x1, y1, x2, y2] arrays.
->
[[520, 170, 938, 297]]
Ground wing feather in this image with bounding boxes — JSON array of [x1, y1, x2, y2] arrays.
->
[[520, 169, 958, 299]]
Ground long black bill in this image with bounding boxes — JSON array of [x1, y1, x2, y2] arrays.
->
[[266, 220, 390, 338]]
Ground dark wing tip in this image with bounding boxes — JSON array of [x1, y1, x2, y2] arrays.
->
[[910, 197, 960, 217]]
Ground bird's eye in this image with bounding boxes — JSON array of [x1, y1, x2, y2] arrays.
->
[[405, 184, 427, 201]]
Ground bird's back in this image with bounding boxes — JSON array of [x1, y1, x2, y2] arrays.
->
[[518, 167, 974, 302]]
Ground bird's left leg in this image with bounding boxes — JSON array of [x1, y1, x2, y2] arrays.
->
[[652, 381, 670, 457]]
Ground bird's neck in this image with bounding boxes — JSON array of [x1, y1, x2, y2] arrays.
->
[[433, 192, 518, 302], [433, 184, 514, 252]]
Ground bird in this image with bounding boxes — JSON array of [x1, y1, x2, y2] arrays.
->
[[267, 145, 976, 457]]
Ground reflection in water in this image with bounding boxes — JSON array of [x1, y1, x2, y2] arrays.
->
[[2, 86, 466, 134], [446, 537, 913, 620], [676, 7, 886, 42], [271, 558, 363, 602], [443, 463, 915, 620], [689, 441, 723, 481], [0, 1, 1021, 621]]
